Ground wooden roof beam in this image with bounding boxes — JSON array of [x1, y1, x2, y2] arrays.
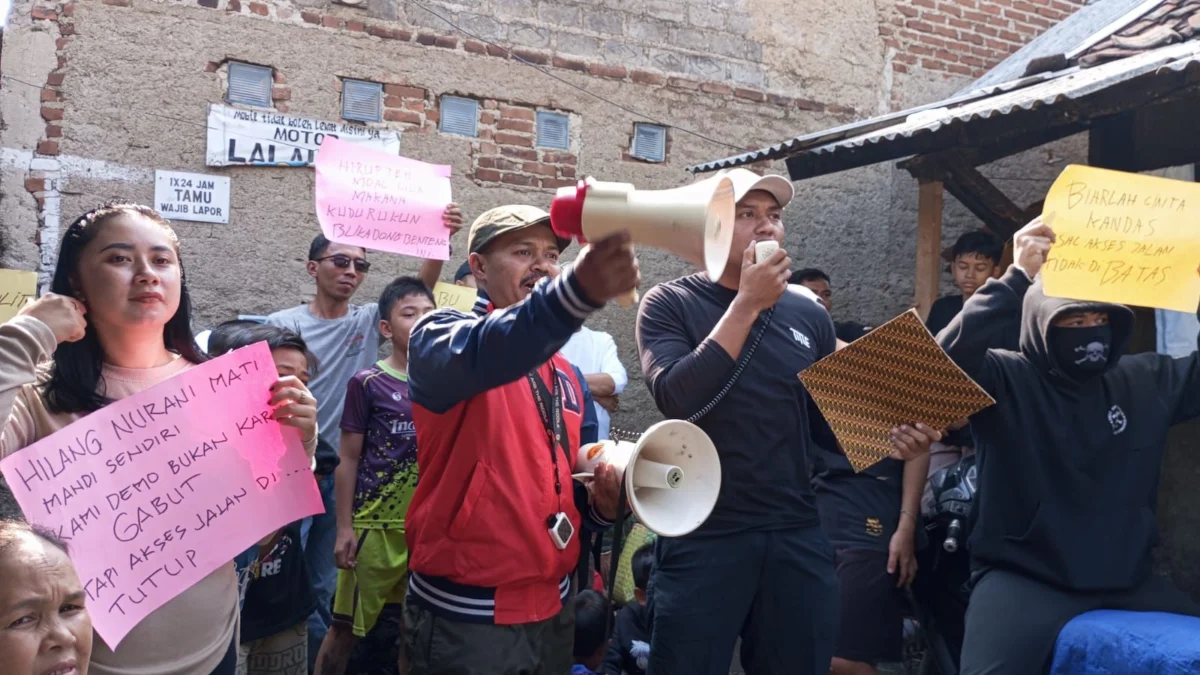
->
[[909, 154, 1030, 240]]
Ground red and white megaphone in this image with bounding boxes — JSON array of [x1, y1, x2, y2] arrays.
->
[[550, 175, 737, 305], [573, 420, 722, 537]]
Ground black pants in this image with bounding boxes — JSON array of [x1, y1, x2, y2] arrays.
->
[[960, 569, 1200, 675], [404, 600, 574, 675], [647, 525, 839, 675]]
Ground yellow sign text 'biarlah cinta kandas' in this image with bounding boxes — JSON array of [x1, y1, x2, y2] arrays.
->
[[1042, 164, 1200, 313]]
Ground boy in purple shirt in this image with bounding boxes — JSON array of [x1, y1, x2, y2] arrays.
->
[[314, 277, 435, 675]]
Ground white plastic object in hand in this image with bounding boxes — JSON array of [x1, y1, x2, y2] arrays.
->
[[754, 239, 780, 264]]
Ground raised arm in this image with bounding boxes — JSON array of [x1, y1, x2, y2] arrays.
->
[[939, 219, 1051, 389], [408, 269, 600, 413], [416, 204, 464, 289], [0, 296, 87, 457], [409, 231, 638, 413], [637, 243, 790, 419]]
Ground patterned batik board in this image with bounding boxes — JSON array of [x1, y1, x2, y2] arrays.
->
[[798, 309, 995, 472]]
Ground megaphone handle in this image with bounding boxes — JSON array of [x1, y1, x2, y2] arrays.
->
[[603, 479, 631, 639], [614, 246, 639, 307]]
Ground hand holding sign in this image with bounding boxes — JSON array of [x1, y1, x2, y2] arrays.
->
[[0, 343, 322, 648], [314, 138, 454, 260], [1042, 165, 1200, 312], [1013, 215, 1057, 279], [268, 377, 318, 445], [443, 203, 465, 237]]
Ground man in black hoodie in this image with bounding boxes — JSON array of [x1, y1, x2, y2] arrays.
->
[[939, 217, 1200, 675]]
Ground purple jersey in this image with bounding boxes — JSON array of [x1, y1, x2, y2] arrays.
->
[[339, 361, 418, 528]]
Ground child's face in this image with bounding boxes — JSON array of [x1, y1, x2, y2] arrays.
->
[[0, 533, 93, 675], [952, 252, 998, 299], [272, 347, 310, 386], [381, 293, 436, 349]]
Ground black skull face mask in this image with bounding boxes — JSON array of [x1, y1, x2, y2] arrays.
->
[[1052, 324, 1112, 380]]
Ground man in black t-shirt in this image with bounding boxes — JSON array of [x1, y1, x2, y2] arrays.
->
[[636, 169, 940, 675]]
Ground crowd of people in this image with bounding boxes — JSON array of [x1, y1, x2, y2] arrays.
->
[[0, 163, 1197, 675]]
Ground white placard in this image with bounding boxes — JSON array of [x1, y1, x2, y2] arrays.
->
[[206, 104, 401, 168], [154, 170, 232, 224]]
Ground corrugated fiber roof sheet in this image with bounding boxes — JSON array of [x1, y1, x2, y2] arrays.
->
[[689, 39, 1200, 176]]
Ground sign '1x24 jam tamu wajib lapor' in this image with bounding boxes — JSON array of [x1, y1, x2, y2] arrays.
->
[[206, 104, 401, 168]]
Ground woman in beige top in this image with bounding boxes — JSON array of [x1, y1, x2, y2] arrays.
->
[[0, 203, 318, 675]]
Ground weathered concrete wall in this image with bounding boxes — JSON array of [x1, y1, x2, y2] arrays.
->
[[7, 0, 1196, 601], [1, 0, 884, 439], [0, 0, 1091, 432]]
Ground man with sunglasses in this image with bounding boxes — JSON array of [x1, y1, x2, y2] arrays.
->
[[266, 205, 463, 670]]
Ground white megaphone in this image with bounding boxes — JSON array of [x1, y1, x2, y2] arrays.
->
[[550, 175, 737, 306], [573, 420, 721, 538]]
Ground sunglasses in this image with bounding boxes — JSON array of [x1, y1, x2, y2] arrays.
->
[[315, 255, 370, 273]]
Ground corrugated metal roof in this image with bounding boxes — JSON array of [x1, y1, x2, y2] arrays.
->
[[689, 39, 1200, 176]]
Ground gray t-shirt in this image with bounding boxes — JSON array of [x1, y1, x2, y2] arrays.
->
[[266, 303, 382, 452]]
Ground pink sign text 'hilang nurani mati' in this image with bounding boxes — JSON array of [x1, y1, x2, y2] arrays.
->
[[0, 342, 323, 649]]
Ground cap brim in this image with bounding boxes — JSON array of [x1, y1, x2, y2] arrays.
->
[[740, 175, 794, 209], [470, 215, 571, 254]]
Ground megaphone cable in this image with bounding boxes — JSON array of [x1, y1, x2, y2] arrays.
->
[[599, 307, 771, 639], [684, 306, 774, 424]]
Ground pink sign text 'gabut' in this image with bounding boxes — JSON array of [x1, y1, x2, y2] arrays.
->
[[0, 342, 323, 649]]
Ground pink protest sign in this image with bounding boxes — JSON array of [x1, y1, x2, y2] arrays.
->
[[315, 136, 453, 260], [0, 342, 322, 649]]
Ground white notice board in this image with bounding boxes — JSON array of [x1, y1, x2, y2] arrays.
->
[[154, 170, 231, 224]]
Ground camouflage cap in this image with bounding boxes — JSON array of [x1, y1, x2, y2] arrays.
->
[[467, 204, 571, 255]]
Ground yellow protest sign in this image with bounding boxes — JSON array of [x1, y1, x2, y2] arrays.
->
[[0, 269, 37, 324], [1042, 164, 1200, 313], [432, 281, 477, 313]]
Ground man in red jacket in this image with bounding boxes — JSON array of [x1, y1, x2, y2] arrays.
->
[[405, 205, 639, 674]]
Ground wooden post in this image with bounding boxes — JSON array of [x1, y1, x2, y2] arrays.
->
[[915, 180, 944, 322]]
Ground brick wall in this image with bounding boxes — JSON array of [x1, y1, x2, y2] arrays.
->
[[883, 0, 1084, 105], [470, 102, 579, 190]]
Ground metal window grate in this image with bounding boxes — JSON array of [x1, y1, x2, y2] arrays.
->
[[631, 123, 667, 162], [226, 62, 273, 108], [439, 96, 479, 137], [342, 79, 383, 123], [536, 111, 570, 149]]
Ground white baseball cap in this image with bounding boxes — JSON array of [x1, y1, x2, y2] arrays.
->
[[719, 168, 794, 209]]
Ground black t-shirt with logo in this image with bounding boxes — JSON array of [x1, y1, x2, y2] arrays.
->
[[637, 276, 837, 536], [240, 522, 316, 643]]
